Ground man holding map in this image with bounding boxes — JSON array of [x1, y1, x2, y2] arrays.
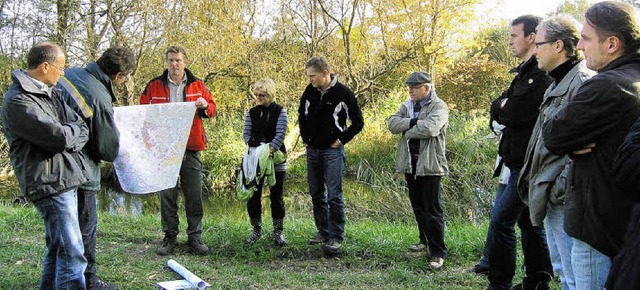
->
[[140, 46, 217, 256]]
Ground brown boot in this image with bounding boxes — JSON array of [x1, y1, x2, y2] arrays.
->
[[188, 236, 209, 255], [157, 235, 177, 256]]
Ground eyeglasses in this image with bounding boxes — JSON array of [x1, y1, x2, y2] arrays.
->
[[255, 93, 268, 98], [408, 84, 425, 90], [535, 40, 556, 48], [48, 62, 64, 72]]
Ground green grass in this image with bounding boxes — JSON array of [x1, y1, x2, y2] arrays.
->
[[0, 199, 561, 289]]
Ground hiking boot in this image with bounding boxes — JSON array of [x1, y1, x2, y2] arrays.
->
[[188, 237, 209, 255], [322, 240, 342, 254], [244, 218, 262, 246], [429, 257, 445, 269], [88, 279, 119, 290], [408, 243, 427, 252], [156, 235, 177, 256], [308, 232, 329, 245], [273, 218, 287, 247], [467, 263, 490, 276]]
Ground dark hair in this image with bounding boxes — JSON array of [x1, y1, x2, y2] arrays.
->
[[96, 46, 136, 78], [27, 42, 62, 70], [585, 1, 640, 53], [166, 45, 188, 60], [537, 15, 582, 60], [305, 56, 331, 73], [512, 15, 543, 36]]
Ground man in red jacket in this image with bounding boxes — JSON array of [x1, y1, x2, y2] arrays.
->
[[140, 46, 217, 256]]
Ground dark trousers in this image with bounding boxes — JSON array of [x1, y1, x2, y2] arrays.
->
[[404, 173, 448, 258], [160, 150, 204, 238], [78, 188, 98, 285], [247, 171, 286, 219], [487, 167, 552, 290]]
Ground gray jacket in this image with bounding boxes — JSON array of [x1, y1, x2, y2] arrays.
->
[[388, 92, 449, 176], [1, 69, 89, 201], [519, 60, 595, 226]]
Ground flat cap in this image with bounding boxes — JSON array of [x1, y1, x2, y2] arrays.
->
[[405, 71, 432, 86]]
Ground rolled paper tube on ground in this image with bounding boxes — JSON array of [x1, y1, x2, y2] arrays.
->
[[167, 259, 207, 289]]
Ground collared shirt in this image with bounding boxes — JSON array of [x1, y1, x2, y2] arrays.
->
[[25, 73, 53, 96], [413, 92, 431, 118], [168, 74, 187, 103]]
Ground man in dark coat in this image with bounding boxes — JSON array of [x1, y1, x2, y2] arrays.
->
[[1, 42, 89, 289], [606, 117, 640, 289], [486, 15, 554, 290], [59, 46, 135, 290], [542, 2, 640, 289]]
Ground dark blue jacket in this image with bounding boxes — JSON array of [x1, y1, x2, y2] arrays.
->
[[58, 62, 120, 191], [1, 69, 89, 201]]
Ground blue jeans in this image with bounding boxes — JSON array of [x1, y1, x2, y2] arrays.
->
[[572, 238, 610, 290], [306, 145, 345, 242], [487, 167, 552, 290], [33, 189, 87, 290], [78, 189, 99, 286], [479, 183, 507, 269], [545, 202, 575, 290]]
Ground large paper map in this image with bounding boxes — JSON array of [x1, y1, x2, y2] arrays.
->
[[113, 103, 196, 194]]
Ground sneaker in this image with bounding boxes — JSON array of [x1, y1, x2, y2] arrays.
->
[[88, 279, 119, 290], [188, 237, 209, 255], [156, 236, 177, 256], [429, 257, 445, 269], [322, 240, 342, 254], [408, 243, 427, 252], [467, 263, 489, 276], [307, 232, 329, 245]]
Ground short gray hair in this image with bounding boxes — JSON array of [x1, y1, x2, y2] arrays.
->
[[537, 14, 582, 60], [305, 56, 331, 73]]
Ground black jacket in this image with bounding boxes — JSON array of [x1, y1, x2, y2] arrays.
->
[[542, 53, 640, 257], [490, 57, 552, 170], [298, 76, 364, 148], [1, 70, 89, 201]]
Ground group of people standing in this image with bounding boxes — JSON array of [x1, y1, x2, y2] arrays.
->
[[4, 1, 640, 289], [469, 2, 640, 290]]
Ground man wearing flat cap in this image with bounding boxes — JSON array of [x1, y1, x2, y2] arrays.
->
[[388, 71, 449, 269]]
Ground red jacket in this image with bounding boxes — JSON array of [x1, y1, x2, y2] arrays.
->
[[140, 69, 217, 151]]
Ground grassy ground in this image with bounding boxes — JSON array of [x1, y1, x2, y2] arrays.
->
[[0, 200, 561, 289]]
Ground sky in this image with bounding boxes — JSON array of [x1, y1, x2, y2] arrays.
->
[[481, 0, 601, 21]]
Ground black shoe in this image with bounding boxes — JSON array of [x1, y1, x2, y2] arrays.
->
[[88, 279, 119, 290], [510, 281, 550, 290], [468, 263, 490, 276]]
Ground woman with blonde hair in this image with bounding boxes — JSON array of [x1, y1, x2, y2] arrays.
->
[[242, 78, 288, 246]]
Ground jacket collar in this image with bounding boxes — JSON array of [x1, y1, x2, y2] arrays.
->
[[159, 68, 199, 86], [546, 60, 591, 98], [85, 61, 117, 103], [510, 56, 539, 75], [598, 52, 640, 73], [11, 69, 53, 97]]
